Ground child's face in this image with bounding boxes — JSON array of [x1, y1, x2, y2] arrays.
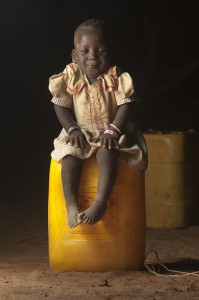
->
[[72, 28, 111, 80]]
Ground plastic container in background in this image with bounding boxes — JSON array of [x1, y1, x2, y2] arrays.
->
[[144, 131, 199, 228], [48, 156, 146, 272]]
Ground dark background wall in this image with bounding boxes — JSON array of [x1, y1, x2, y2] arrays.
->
[[1, 0, 199, 204]]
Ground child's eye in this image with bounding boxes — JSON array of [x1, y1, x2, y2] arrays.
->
[[98, 48, 106, 54], [81, 49, 89, 54]]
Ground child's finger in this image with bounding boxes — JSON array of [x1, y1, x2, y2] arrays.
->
[[114, 139, 119, 148], [70, 136, 74, 146], [79, 136, 85, 148], [108, 138, 112, 149]]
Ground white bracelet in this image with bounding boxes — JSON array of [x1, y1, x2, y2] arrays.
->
[[68, 126, 81, 135], [104, 129, 119, 138], [110, 123, 121, 134]]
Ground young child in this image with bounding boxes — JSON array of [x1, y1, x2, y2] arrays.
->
[[49, 18, 148, 228]]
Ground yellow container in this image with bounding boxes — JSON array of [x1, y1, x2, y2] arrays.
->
[[48, 156, 146, 272], [144, 131, 199, 228]]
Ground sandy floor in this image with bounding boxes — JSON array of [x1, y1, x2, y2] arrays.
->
[[0, 194, 199, 300]]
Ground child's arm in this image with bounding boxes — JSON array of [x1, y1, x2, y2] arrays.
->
[[54, 104, 86, 148], [100, 102, 133, 149], [111, 102, 132, 131]]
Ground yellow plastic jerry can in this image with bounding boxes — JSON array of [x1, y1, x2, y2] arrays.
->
[[48, 155, 146, 272], [144, 131, 199, 228]]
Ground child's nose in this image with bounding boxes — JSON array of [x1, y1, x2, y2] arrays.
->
[[88, 50, 97, 59]]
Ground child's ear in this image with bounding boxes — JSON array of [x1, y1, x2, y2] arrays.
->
[[71, 49, 77, 63]]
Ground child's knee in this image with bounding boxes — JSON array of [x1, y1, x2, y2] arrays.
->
[[96, 148, 118, 163]]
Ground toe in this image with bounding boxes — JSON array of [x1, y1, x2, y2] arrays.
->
[[77, 213, 84, 224], [83, 216, 90, 223]]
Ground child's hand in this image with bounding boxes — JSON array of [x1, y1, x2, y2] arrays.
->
[[69, 129, 86, 148], [100, 131, 119, 149]]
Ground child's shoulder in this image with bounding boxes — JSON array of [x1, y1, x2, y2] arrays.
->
[[105, 65, 134, 96], [63, 63, 82, 75], [107, 65, 132, 79]]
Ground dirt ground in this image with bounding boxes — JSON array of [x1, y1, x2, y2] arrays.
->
[[0, 191, 199, 300]]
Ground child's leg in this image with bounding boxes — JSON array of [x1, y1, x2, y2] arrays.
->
[[61, 155, 83, 228], [78, 148, 118, 224]]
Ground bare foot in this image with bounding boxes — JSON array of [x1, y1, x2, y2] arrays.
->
[[67, 205, 79, 228], [78, 201, 107, 224]]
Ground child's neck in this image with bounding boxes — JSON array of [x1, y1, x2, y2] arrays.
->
[[86, 75, 97, 84]]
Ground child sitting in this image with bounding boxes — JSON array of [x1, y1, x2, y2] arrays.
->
[[49, 18, 148, 228]]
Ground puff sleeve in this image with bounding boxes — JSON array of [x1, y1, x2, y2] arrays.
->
[[49, 69, 72, 108], [114, 72, 135, 106]]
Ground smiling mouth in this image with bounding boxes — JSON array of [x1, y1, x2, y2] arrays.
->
[[88, 65, 98, 68]]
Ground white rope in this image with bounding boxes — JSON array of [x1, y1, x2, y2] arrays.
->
[[144, 249, 199, 277]]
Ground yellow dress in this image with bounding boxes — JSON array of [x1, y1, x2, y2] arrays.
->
[[49, 63, 147, 172]]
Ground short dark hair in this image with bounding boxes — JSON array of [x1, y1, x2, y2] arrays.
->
[[74, 18, 109, 47]]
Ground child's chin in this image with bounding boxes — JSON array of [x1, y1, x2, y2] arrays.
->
[[86, 72, 98, 78]]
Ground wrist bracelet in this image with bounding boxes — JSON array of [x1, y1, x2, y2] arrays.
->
[[110, 123, 121, 134], [104, 129, 119, 138], [67, 126, 81, 135]]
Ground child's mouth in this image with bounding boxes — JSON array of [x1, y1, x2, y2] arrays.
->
[[88, 65, 98, 68]]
